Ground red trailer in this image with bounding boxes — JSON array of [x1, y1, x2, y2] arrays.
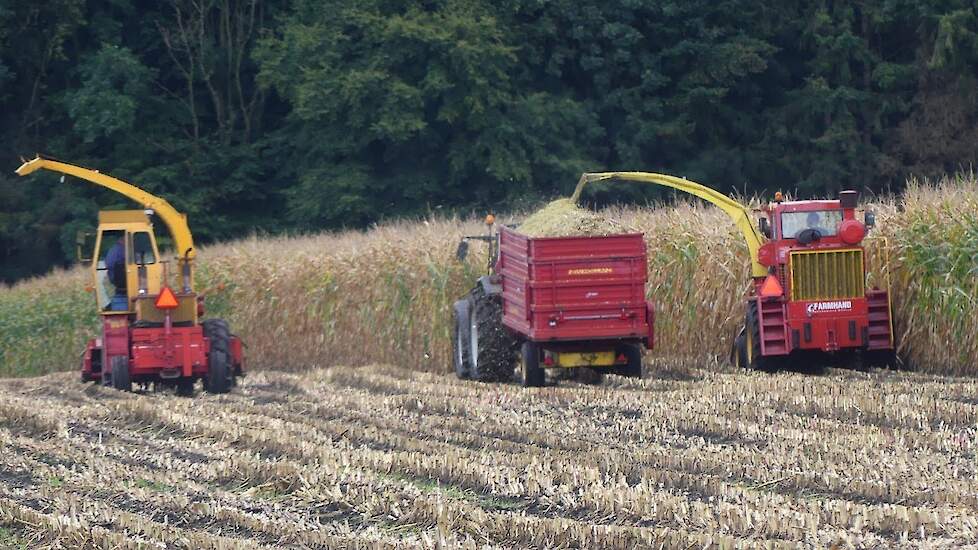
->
[[453, 223, 653, 387]]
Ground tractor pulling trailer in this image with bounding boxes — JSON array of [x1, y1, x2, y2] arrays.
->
[[15, 157, 243, 394], [452, 172, 895, 384]]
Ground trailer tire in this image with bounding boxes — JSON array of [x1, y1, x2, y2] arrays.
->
[[452, 300, 472, 379], [203, 319, 233, 394], [110, 356, 131, 392], [745, 301, 777, 372], [468, 288, 518, 382], [519, 342, 545, 387], [614, 344, 644, 378]]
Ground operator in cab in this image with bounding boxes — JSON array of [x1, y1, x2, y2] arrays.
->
[[104, 237, 128, 311]]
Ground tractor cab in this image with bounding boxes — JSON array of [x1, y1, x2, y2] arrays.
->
[[763, 191, 869, 248], [90, 209, 198, 325], [91, 210, 162, 314]]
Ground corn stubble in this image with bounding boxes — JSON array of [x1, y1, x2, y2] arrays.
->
[[0, 365, 976, 547]]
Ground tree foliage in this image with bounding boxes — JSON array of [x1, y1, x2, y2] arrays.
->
[[2, 0, 978, 281]]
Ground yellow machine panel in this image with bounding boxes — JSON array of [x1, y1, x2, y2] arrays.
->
[[790, 249, 865, 301], [99, 210, 151, 225], [554, 351, 617, 368], [134, 295, 198, 324]]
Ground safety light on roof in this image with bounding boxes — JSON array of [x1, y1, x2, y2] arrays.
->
[[155, 286, 179, 310], [759, 274, 784, 298], [774, 191, 784, 203]]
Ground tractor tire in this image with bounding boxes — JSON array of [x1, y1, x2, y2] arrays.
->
[[468, 287, 518, 382], [613, 344, 644, 378], [203, 319, 233, 394], [518, 342, 545, 387], [110, 356, 132, 392], [745, 301, 777, 372], [452, 300, 472, 379]]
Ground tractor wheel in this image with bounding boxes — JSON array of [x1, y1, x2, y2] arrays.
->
[[176, 378, 195, 397], [110, 356, 132, 392], [468, 287, 518, 382], [452, 300, 472, 379], [613, 344, 644, 378], [745, 301, 777, 372], [203, 319, 233, 394], [518, 342, 545, 387]]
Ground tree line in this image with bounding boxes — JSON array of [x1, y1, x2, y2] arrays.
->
[[2, 0, 977, 282]]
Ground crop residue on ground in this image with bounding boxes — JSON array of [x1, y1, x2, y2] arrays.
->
[[0, 365, 976, 548]]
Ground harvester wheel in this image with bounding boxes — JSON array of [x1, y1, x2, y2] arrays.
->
[[519, 342, 544, 387], [452, 300, 472, 379], [732, 329, 747, 370], [613, 344, 643, 378], [203, 319, 233, 394], [468, 288, 518, 382], [745, 301, 776, 372], [110, 356, 132, 392]]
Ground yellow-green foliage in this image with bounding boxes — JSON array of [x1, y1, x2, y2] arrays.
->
[[1, 178, 976, 377]]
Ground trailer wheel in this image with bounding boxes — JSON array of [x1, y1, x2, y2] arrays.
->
[[110, 356, 132, 392], [452, 300, 472, 379], [614, 344, 644, 378], [519, 342, 544, 387], [203, 319, 233, 394], [745, 301, 777, 372], [468, 288, 518, 382]]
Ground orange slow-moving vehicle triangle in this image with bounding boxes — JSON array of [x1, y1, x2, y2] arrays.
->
[[155, 286, 180, 309], [759, 274, 784, 297]]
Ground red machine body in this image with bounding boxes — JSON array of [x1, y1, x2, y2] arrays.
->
[[80, 296, 244, 388], [496, 226, 654, 349], [749, 196, 893, 360]]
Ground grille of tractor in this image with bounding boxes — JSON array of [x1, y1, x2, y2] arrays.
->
[[789, 249, 865, 301]]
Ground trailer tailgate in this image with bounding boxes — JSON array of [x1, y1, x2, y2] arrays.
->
[[497, 226, 652, 343]]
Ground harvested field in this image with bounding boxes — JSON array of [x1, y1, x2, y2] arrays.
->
[[1, 365, 976, 548]]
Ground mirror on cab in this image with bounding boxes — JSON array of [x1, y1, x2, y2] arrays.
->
[[865, 211, 876, 228], [75, 230, 95, 265], [758, 217, 772, 238]]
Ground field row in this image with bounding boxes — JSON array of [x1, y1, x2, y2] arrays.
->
[[0, 365, 976, 548]]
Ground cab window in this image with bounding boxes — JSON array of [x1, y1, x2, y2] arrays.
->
[[130, 232, 157, 265], [97, 230, 126, 270], [781, 210, 843, 239]]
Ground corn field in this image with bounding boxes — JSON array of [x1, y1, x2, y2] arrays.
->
[[0, 364, 975, 548], [1, 176, 976, 377]]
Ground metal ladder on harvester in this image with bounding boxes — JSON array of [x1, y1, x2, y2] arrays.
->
[[758, 297, 789, 355], [865, 237, 894, 350]]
